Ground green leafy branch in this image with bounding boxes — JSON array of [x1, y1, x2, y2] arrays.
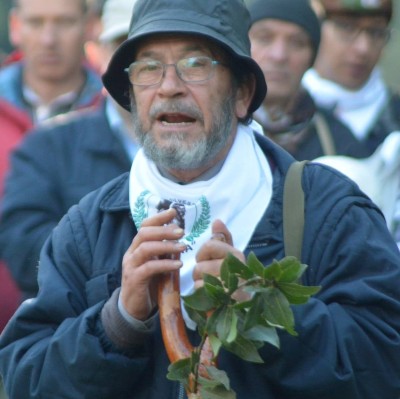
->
[[166, 252, 321, 399]]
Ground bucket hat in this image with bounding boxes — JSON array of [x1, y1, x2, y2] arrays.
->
[[102, 0, 267, 113], [320, 0, 392, 20]]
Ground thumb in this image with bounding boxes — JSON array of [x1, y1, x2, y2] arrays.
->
[[211, 219, 233, 246]]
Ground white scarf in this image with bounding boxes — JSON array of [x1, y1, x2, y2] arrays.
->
[[129, 123, 273, 328], [302, 67, 389, 140]]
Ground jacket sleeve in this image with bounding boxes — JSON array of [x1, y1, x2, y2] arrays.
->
[[0, 205, 152, 399], [262, 165, 400, 398], [0, 131, 63, 297]]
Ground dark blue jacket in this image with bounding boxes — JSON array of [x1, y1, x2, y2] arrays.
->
[[0, 103, 132, 298], [1, 134, 400, 398]]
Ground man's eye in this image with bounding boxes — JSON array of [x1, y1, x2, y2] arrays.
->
[[185, 57, 208, 68], [336, 21, 357, 33], [138, 62, 161, 73], [26, 18, 43, 28], [368, 28, 386, 39]]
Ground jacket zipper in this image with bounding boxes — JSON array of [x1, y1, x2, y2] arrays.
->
[[178, 382, 185, 399]]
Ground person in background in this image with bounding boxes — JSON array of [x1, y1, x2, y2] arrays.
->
[[1, 0, 400, 398], [0, 98, 31, 332], [303, 0, 398, 156], [0, 0, 138, 301], [0, 0, 101, 321], [247, 0, 358, 160], [0, 0, 103, 124]]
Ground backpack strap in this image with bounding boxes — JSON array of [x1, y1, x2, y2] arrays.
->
[[283, 161, 308, 260], [314, 113, 336, 156]]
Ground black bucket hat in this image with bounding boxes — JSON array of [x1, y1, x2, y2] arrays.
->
[[102, 0, 267, 113]]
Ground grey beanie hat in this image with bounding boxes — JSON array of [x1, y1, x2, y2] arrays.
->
[[248, 0, 321, 56], [102, 0, 267, 113]]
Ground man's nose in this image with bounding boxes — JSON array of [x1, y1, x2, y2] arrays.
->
[[157, 64, 187, 96]]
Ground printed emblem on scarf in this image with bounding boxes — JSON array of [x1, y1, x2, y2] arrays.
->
[[132, 190, 211, 250]]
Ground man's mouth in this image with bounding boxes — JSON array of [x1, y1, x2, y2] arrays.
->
[[158, 113, 196, 125]]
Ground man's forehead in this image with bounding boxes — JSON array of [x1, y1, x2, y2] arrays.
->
[[251, 19, 312, 38], [16, 0, 86, 15]]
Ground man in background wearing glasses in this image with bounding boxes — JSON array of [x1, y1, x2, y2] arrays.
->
[[303, 0, 397, 156]]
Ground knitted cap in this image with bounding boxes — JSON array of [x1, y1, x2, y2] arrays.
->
[[247, 0, 321, 55]]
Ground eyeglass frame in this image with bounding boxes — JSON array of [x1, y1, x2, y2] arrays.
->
[[124, 56, 224, 87], [326, 18, 392, 45]]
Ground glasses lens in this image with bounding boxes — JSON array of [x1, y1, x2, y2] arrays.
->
[[368, 27, 391, 42], [129, 60, 163, 85], [330, 19, 390, 45], [178, 57, 213, 82]]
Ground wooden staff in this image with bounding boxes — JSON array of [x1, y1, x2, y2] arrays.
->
[[158, 232, 226, 394]]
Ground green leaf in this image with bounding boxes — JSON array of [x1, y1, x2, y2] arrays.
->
[[166, 358, 191, 383], [227, 274, 239, 295], [232, 297, 255, 311], [220, 259, 230, 288], [224, 334, 264, 363], [243, 294, 264, 330], [220, 259, 239, 294], [185, 306, 207, 333], [242, 324, 280, 349], [183, 286, 217, 311], [204, 282, 230, 305], [277, 282, 321, 304], [261, 288, 297, 336], [206, 306, 225, 335], [278, 256, 307, 282], [244, 285, 273, 295], [216, 307, 238, 344], [200, 366, 231, 390], [263, 259, 282, 281], [225, 253, 254, 280], [247, 252, 266, 277], [204, 273, 224, 288], [208, 334, 222, 357]]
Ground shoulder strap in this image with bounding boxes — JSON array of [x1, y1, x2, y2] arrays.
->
[[314, 113, 336, 156], [283, 160, 308, 260]]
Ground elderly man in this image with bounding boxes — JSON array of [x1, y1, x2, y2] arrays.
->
[[0, 0, 102, 123], [1, 0, 400, 398], [303, 0, 397, 155], [248, 0, 357, 160]]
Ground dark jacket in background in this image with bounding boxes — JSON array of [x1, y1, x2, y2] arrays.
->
[[255, 90, 378, 161], [0, 103, 132, 299]]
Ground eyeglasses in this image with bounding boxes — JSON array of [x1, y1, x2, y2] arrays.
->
[[125, 56, 223, 87], [328, 19, 391, 45]]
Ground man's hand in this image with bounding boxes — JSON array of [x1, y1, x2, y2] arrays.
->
[[120, 208, 186, 320], [193, 219, 246, 291]]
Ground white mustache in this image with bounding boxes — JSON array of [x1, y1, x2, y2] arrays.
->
[[149, 102, 204, 123]]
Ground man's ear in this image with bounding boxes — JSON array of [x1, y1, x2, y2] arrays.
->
[[234, 75, 256, 119], [9, 9, 22, 47]]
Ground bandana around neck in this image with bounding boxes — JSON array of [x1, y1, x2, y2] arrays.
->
[[129, 123, 273, 328], [303, 67, 389, 140]]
